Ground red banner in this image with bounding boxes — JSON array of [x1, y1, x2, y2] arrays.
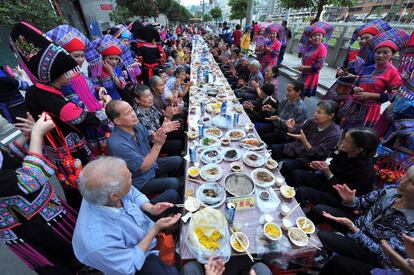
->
[[100, 4, 113, 10]]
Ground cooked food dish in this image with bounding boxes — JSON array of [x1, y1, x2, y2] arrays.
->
[[228, 130, 245, 140], [194, 227, 223, 251], [205, 128, 222, 137], [225, 149, 237, 159], [288, 227, 308, 247], [280, 185, 296, 199], [264, 223, 282, 240], [188, 167, 200, 178], [203, 189, 217, 198], [206, 167, 218, 176], [224, 173, 255, 196], [296, 217, 315, 234], [202, 137, 218, 146], [256, 171, 272, 182], [230, 232, 249, 253], [207, 150, 219, 158], [247, 154, 258, 161]]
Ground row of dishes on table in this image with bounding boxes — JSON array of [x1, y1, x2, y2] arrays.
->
[[183, 47, 318, 261]]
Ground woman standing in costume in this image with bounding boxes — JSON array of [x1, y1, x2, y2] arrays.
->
[[339, 29, 407, 131], [298, 23, 332, 98], [0, 113, 81, 274], [324, 20, 392, 108], [46, 25, 112, 156], [262, 23, 284, 72], [10, 22, 109, 208]]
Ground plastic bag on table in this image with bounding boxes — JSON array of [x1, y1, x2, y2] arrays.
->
[[186, 207, 231, 264], [255, 225, 292, 270]]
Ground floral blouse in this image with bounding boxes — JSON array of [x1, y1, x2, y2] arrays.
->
[[134, 105, 162, 133]]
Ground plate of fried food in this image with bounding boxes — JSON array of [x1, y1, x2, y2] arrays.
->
[[242, 152, 266, 168], [251, 168, 276, 187], [205, 127, 223, 138], [225, 129, 246, 141], [200, 164, 223, 181], [240, 138, 265, 150]]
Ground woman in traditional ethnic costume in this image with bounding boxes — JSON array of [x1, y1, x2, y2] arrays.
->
[[262, 23, 284, 72], [254, 27, 266, 66], [46, 24, 112, 156], [298, 27, 328, 97], [324, 20, 392, 108], [0, 113, 80, 274], [91, 35, 130, 100], [130, 21, 163, 84], [10, 22, 109, 209], [339, 29, 408, 131]]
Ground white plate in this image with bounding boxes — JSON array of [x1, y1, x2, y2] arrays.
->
[[204, 127, 223, 138], [200, 164, 223, 181], [199, 136, 220, 148], [225, 129, 246, 141], [251, 168, 276, 187], [240, 138, 265, 150], [243, 152, 266, 168], [196, 182, 226, 208], [200, 148, 223, 164], [221, 148, 241, 161]]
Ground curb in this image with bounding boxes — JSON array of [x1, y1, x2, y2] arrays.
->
[[279, 64, 329, 98]]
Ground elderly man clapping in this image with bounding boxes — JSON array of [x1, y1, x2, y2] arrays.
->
[[72, 157, 181, 275]]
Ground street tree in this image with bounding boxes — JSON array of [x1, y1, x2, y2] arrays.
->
[[210, 6, 222, 23], [110, 5, 131, 24], [0, 0, 61, 31], [229, 0, 248, 25], [280, 0, 355, 21], [203, 13, 213, 22], [116, 0, 159, 20]]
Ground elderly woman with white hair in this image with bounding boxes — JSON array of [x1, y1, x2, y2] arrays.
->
[[72, 156, 181, 275], [234, 59, 264, 102]]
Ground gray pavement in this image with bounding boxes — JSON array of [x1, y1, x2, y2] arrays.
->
[[279, 52, 337, 97]]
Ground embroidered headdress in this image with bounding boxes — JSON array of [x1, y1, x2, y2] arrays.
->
[[91, 34, 140, 84], [298, 21, 334, 54], [46, 24, 102, 81]]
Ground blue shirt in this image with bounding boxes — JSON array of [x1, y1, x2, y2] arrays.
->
[[72, 186, 156, 275], [108, 124, 157, 189]]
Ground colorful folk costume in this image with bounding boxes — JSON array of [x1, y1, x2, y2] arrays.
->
[[46, 24, 111, 156], [90, 35, 126, 100], [10, 22, 109, 209], [299, 22, 333, 97], [262, 23, 285, 71], [324, 20, 392, 107], [0, 65, 29, 123], [253, 27, 266, 65], [130, 21, 163, 84], [339, 29, 409, 132], [0, 142, 80, 274]]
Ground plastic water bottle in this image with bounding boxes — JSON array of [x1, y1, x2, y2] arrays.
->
[[220, 101, 227, 116]]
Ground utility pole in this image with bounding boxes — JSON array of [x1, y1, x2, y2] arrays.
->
[[246, 0, 254, 26], [201, 0, 205, 25]]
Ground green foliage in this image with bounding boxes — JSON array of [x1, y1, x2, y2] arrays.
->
[[116, 0, 159, 19], [165, 1, 192, 23], [203, 13, 213, 22], [210, 6, 222, 20], [228, 0, 248, 21], [110, 5, 131, 24], [194, 11, 203, 18], [0, 0, 61, 32], [280, 0, 355, 20]]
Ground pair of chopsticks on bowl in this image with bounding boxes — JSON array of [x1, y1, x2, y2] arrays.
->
[[230, 227, 254, 262]]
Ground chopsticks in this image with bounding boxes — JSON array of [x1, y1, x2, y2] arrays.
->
[[308, 239, 321, 251], [230, 228, 254, 262], [175, 204, 185, 207], [187, 178, 205, 184], [285, 203, 301, 218]]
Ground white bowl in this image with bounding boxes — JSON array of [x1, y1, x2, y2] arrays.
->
[[280, 203, 291, 216], [230, 231, 249, 253], [280, 185, 296, 199], [288, 227, 309, 247], [296, 217, 316, 235], [282, 218, 293, 231]]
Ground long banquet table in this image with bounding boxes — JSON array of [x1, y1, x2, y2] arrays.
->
[[178, 36, 322, 268]]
